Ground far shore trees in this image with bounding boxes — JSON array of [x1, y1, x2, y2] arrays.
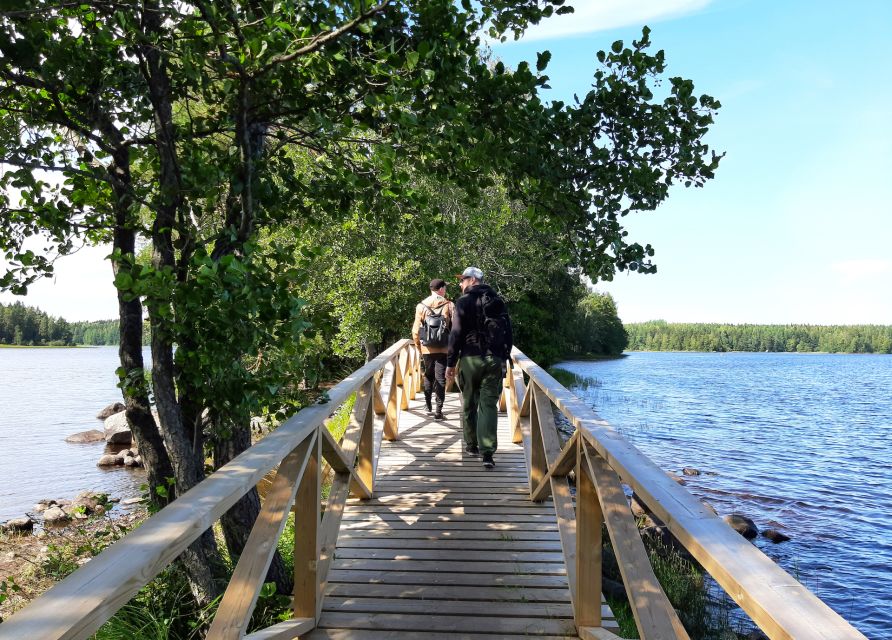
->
[[1, 0, 721, 610]]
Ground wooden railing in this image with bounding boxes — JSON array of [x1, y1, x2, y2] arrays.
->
[[505, 347, 867, 640], [0, 341, 867, 640], [0, 339, 423, 640]]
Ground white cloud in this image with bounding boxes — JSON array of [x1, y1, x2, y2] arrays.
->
[[0, 244, 119, 321], [507, 0, 713, 42], [831, 259, 892, 282]]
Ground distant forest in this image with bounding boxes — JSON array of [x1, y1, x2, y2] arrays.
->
[[0, 302, 120, 346], [626, 321, 892, 354], [4, 301, 892, 354]]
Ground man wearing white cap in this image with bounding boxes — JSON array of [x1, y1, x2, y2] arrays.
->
[[446, 267, 513, 469]]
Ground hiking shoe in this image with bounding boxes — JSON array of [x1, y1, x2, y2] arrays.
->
[[434, 409, 444, 420], [482, 453, 495, 469], [465, 444, 480, 456]]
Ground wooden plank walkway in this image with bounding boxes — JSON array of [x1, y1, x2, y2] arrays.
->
[[307, 389, 618, 639]]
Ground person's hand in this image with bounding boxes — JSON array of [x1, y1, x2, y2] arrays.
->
[[445, 366, 455, 379]]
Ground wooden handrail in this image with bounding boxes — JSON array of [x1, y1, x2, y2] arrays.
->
[[509, 346, 867, 640], [0, 339, 418, 640]]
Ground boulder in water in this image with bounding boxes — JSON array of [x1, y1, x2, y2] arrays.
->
[[71, 491, 109, 515], [103, 411, 132, 444], [723, 513, 758, 539], [97, 454, 118, 467], [65, 430, 106, 444], [762, 528, 791, 543], [682, 467, 701, 476], [97, 402, 126, 420]]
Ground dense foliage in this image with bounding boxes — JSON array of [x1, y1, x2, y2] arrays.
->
[[627, 321, 892, 354], [0, 302, 73, 345], [0, 0, 721, 611]]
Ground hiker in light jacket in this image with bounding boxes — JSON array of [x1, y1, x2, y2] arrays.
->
[[412, 278, 454, 420]]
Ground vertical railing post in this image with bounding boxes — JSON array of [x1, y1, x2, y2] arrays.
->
[[576, 437, 603, 629], [529, 383, 546, 494], [292, 430, 321, 620], [384, 356, 400, 440]]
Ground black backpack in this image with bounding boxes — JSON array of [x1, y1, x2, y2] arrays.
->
[[419, 303, 449, 347], [475, 290, 511, 359]]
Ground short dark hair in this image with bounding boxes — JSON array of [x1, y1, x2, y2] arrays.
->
[[429, 278, 447, 291]]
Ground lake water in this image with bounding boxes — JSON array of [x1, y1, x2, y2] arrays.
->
[[0, 346, 145, 522], [556, 352, 891, 640]]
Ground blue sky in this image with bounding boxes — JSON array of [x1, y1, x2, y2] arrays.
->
[[494, 0, 892, 324], [2, 1, 890, 324]]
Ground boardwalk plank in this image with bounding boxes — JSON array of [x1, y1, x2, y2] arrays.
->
[[317, 391, 615, 639]]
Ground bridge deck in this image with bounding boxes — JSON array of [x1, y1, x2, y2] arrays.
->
[[308, 390, 618, 639]]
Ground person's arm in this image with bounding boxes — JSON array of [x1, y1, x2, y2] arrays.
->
[[445, 298, 464, 376], [411, 303, 423, 351]]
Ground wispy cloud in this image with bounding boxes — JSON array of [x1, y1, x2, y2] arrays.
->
[[506, 0, 714, 43], [831, 259, 892, 282]]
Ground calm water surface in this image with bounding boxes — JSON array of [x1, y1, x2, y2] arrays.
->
[[557, 352, 891, 640], [0, 347, 145, 521]]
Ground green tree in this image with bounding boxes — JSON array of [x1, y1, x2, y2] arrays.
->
[[1, 0, 721, 609]]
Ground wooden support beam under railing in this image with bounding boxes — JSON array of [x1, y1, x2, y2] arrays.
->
[[581, 440, 689, 640], [510, 346, 868, 640], [207, 432, 318, 639]]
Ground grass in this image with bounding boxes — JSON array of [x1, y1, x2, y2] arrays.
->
[[547, 367, 602, 391], [602, 527, 745, 639]]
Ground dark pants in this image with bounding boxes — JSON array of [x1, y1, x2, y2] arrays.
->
[[458, 355, 504, 455], [422, 353, 447, 410]]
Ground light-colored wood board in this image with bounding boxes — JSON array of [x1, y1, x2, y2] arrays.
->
[[339, 520, 559, 532], [512, 347, 866, 640], [583, 443, 688, 639], [207, 433, 316, 639], [321, 596, 573, 618], [339, 512, 555, 524], [315, 612, 578, 635], [242, 617, 314, 640], [323, 583, 572, 603], [304, 630, 576, 640], [342, 506, 554, 516], [326, 569, 571, 588], [0, 340, 412, 640], [329, 559, 568, 575], [332, 548, 566, 563], [332, 538, 563, 551], [336, 528, 561, 541]]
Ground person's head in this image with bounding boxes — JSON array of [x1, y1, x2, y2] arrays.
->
[[429, 278, 447, 297], [457, 266, 483, 293]]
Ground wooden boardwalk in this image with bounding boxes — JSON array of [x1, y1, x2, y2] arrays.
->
[[308, 389, 618, 639]]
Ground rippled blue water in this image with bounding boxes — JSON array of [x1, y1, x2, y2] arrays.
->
[[0, 346, 145, 522], [557, 352, 892, 640]]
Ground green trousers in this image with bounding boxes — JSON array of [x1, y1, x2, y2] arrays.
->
[[458, 355, 504, 455]]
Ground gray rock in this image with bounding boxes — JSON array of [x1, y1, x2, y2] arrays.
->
[[723, 513, 758, 539], [1, 516, 34, 533], [123, 455, 138, 467], [71, 491, 108, 514], [762, 529, 791, 543], [132, 455, 142, 467], [65, 430, 106, 444], [32, 500, 55, 513], [97, 402, 126, 420], [97, 454, 118, 467], [682, 467, 701, 476], [43, 506, 70, 525], [122, 497, 143, 506], [103, 411, 132, 445]]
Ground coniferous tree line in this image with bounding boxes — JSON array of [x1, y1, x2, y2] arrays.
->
[[0, 302, 73, 345], [0, 302, 138, 346], [626, 321, 892, 354]]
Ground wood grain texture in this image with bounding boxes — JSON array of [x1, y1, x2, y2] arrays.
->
[[513, 346, 866, 640]]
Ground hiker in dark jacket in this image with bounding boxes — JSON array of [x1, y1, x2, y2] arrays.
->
[[446, 267, 513, 469]]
